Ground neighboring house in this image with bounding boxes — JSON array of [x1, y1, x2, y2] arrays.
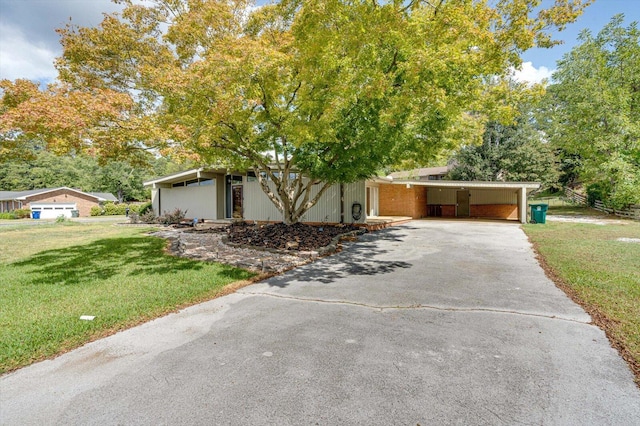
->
[[388, 165, 452, 181], [0, 188, 118, 218], [145, 168, 540, 224]]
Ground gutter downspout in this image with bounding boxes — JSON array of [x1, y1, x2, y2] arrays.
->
[[340, 183, 344, 224]]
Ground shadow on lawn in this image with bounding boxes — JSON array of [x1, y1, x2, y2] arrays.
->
[[266, 226, 414, 287], [14, 236, 245, 285]]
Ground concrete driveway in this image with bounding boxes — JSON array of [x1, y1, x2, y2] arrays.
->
[[2, 220, 639, 425]]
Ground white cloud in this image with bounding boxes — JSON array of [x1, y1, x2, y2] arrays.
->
[[0, 0, 124, 83], [512, 61, 554, 85], [0, 22, 58, 82]]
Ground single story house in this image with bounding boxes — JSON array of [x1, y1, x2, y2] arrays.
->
[[145, 168, 540, 224], [144, 168, 365, 224], [0, 187, 117, 218]]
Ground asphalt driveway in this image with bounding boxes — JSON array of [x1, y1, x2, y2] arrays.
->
[[2, 220, 639, 425]]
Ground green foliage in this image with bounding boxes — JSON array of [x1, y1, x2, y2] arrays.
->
[[13, 209, 31, 219], [90, 206, 103, 216], [542, 16, 640, 208], [0, 212, 15, 219], [136, 202, 152, 215], [55, 215, 68, 223], [447, 113, 560, 188], [586, 182, 609, 207], [0, 147, 177, 203]]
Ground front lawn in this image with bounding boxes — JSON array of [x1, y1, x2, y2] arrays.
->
[[523, 221, 640, 383], [0, 222, 253, 374]]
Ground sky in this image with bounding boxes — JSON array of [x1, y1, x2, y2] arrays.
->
[[0, 0, 639, 84]]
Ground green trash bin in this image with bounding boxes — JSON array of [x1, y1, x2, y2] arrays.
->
[[529, 204, 548, 224], [71, 210, 80, 218]]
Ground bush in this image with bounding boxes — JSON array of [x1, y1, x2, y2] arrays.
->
[[0, 212, 15, 220], [90, 206, 103, 216], [140, 210, 157, 224], [103, 202, 125, 216], [158, 208, 187, 225], [138, 202, 152, 215], [586, 182, 610, 207], [13, 209, 31, 219]]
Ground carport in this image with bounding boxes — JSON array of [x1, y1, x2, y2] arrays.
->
[[372, 179, 540, 224]]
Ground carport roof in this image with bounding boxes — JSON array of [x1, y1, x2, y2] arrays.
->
[[370, 177, 540, 191]]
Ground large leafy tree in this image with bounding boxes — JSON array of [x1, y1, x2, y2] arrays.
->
[[447, 114, 560, 189], [542, 15, 640, 208], [1, 0, 590, 223]]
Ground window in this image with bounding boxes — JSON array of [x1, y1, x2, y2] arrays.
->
[[199, 178, 214, 186], [186, 179, 199, 187], [172, 182, 185, 187], [246, 171, 257, 182], [229, 175, 243, 184]]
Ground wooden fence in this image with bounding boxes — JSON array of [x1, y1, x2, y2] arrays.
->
[[564, 187, 587, 205], [565, 188, 640, 220]]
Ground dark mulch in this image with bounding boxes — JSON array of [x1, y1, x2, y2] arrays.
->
[[224, 222, 363, 251]]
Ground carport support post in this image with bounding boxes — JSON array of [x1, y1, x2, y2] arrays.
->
[[518, 187, 527, 224]]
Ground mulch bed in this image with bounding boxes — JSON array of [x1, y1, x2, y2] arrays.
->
[[222, 222, 363, 251]]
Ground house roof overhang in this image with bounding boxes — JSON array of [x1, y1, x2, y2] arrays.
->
[[376, 179, 541, 192], [143, 168, 229, 187]]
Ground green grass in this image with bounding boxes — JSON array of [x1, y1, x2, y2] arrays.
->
[[523, 221, 640, 380], [0, 222, 253, 373]]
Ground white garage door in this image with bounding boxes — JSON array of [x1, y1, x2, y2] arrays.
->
[[30, 203, 77, 219]]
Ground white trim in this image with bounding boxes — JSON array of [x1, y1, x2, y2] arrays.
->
[[386, 180, 540, 190]]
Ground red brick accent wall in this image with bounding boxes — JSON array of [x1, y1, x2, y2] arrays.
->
[[441, 205, 456, 217], [430, 204, 517, 220], [24, 190, 100, 217], [471, 204, 518, 220], [379, 184, 428, 218]]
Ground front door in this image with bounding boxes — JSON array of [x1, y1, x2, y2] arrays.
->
[[456, 190, 470, 217], [232, 185, 243, 218]]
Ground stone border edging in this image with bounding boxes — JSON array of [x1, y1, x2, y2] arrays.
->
[[221, 229, 366, 258]]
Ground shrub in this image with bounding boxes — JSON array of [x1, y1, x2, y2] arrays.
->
[[158, 208, 187, 225], [0, 212, 15, 220], [103, 202, 124, 216], [138, 202, 152, 215], [13, 209, 31, 219], [90, 206, 103, 216], [55, 215, 68, 223], [586, 182, 610, 207], [139, 210, 157, 224]]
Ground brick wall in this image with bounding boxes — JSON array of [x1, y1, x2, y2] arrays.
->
[[441, 205, 456, 217], [471, 204, 518, 220], [428, 204, 517, 220], [25, 190, 100, 217], [379, 184, 428, 218]]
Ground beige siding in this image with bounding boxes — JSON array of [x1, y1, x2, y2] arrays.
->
[[426, 188, 456, 204], [427, 188, 517, 205], [156, 185, 217, 219], [243, 179, 366, 223], [471, 189, 518, 204]]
